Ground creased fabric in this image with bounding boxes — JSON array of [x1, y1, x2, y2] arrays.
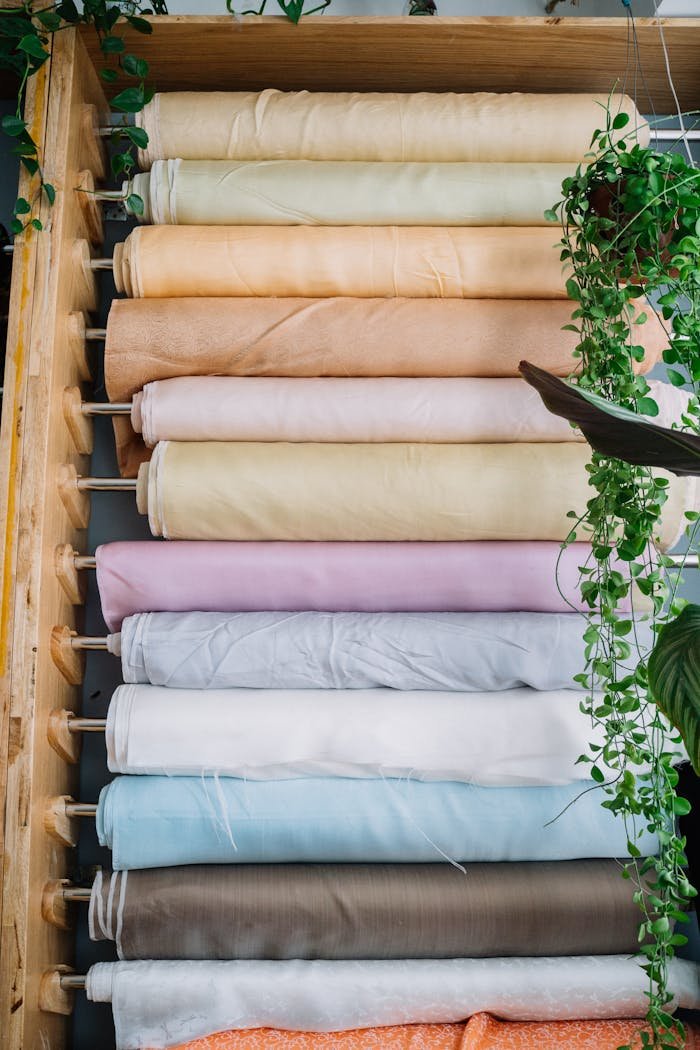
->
[[112, 227, 567, 300], [89, 861, 651, 961], [135, 91, 646, 167], [132, 160, 571, 227], [96, 775, 659, 869], [105, 298, 665, 478], [136, 441, 694, 550], [85, 957, 700, 1049], [104, 683, 605, 785], [94, 541, 643, 633], [153, 1017, 700, 1050], [116, 610, 646, 692]]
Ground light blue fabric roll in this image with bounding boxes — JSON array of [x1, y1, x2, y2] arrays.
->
[[116, 611, 650, 691], [97, 776, 658, 870]]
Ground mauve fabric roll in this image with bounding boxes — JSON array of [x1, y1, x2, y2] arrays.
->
[[132, 160, 570, 226], [104, 684, 605, 785], [156, 1017, 700, 1050], [137, 441, 694, 549], [135, 91, 646, 167], [96, 775, 659, 869], [112, 227, 567, 300], [105, 298, 666, 477], [116, 610, 641, 692], [85, 957, 700, 1049], [94, 541, 639, 633], [88, 861, 650, 961]]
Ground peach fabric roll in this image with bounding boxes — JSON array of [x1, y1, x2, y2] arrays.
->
[[136, 91, 647, 167], [136, 441, 694, 550], [112, 227, 566, 300], [131, 160, 570, 227], [104, 297, 666, 477], [163, 1017, 700, 1050]]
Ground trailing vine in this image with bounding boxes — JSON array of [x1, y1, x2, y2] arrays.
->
[[552, 105, 700, 1048]]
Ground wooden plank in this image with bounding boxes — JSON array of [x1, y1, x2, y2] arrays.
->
[[81, 15, 700, 109], [0, 27, 109, 1050]]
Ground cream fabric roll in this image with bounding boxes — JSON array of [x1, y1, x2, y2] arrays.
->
[[105, 683, 609, 786], [131, 160, 570, 227], [137, 441, 695, 550], [86, 957, 700, 1049], [136, 91, 647, 167], [132, 377, 689, 446], [112, 226, 566, 299]]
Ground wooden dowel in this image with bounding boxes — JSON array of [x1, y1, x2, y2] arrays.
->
[[85, 327, 106, 341], [2, 242, 113, 267], [74, 555, 97, 570]]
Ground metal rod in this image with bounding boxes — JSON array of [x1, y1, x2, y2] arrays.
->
[[81, 402, 132, 416], [73, 555, 97, 570], [63, 887, 92, 903], [89, 258, 114, 271], [65, 803, 98, 818], [668, 553, 699, 568], [651, 128, 700, 141], [67, 717, 107, 733], [60, 974, 87, 991], [86, 328, 107, 341], [70, 635, 109, 651], [76, 477, 137, 491]]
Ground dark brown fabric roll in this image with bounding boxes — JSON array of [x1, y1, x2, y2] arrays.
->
[[90, 861, 647, 961]]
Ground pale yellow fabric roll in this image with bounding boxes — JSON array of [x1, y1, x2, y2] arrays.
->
[[136, 91, 647, 167], [131, 160, 570, 227], [113, 227, 566, 299], [137, 441, 694, 550]]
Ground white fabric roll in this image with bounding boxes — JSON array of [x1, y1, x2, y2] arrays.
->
[[86, 957, 700, 1049], [105, 683, 607, 785], [131, 159, 571, 226]]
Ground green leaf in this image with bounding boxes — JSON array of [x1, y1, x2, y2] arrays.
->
[[37, 10, 62, 31], [18, 34, 48, 61], [43, 183, 55, 205], [126, 192, 144, 216], [648, 604, 700, 774], [13, 197, 30, 215], [1, 114, 26, 137], [100, 68, 119, 83], [612, 111, 630, 130], [126, 15, 153, 33], [10, 218, 23, 235], [56, 0, 80, 22], [667, 369, 687, 388], [111, 86, 146, 113], [20, 156, 39, 176], [124, 125, 149, 148], [122, 53, 149, 78], [30, 218, 42, 231], [101, 35, 125, 53]]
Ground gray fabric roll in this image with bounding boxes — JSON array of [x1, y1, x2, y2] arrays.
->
[[117, 611, 649, 691]]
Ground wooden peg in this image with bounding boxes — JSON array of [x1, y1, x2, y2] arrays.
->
[[54, 544, 86, 605], [50, 626, 85, 686], [43, 796, 79, 849], [39, 965, 76, 1015], [41, 879, 74, 931], [47, 707, 81, 763], [75, 169, 104, 247], [65, 312, 92, 382], [79, 103, 107, 181], [71, 239, 98, 313], [63, 386, 93, 455], [57, 463, 90, 530]]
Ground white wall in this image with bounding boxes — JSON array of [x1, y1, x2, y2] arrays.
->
[[165, 0, 656, 18]]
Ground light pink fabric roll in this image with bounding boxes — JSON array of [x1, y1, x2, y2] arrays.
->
[[132, 377, 579, 446], [96, 540, 630, 632]]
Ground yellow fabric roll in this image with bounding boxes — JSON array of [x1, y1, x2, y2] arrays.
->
[[137, 441, 694, 549], [131, 160, 571, 227], [113, 227, 566, 299], [136, 91, 647, 167]]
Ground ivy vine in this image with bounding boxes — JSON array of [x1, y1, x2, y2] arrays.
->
[[552, 105, 700, 1048]]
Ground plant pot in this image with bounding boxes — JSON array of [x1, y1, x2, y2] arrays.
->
[[588, 178, 678, 269]]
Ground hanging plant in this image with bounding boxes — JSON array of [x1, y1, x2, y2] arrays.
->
[[535, 105, 700, 1049]]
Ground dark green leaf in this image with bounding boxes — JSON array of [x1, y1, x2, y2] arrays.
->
[[37, 10, 62, 31], [612, 111, 630, 130], [30, 218, 42, 230], [13, 197, 30, 215], [110, 86, 145, 113], [10, 218, 23, 235], [122, 53, 149, 78], [101, 35, 125, 53], [100, 68, 118, 83], [43, 182, 55, 205], [1, 114, 26, 137], [56, 0, 80, 22], [126, 192, 144, 216], [124, 125, 148, 148], [648, 605, 700, 774], [125, 15, 153, 33], [20, 156, 39, 176], [18, 34, 48, 61]]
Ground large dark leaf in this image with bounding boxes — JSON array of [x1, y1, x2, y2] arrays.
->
[[519, 361, 700, 476], [648, 604, 700, 774]]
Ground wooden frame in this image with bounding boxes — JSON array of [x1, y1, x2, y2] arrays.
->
[[1, 15, 699, 1049]]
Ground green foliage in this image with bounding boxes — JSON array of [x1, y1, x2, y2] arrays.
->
[[553, 102, 700, 1049], [648, 604, 700, 774]]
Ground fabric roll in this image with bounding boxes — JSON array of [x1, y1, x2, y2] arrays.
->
[[95, 541, 642, 633], [96, 775, 660, 869], [89, 861, 651, 960], [105, 298, 665, 477], [85, 957, 700, 1049], [133, 377, 583, 447], [132, 160, 570, 226], [104, 683, 604, 785], [137, 441, 694, 549], [156, 1017, 700, 1050], [112, 227, 567, 300], [135, 91, 646, 167], [117, 610, 649, 692]]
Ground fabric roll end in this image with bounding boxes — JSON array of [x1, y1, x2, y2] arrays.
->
[[136, 462, 150, 517]]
